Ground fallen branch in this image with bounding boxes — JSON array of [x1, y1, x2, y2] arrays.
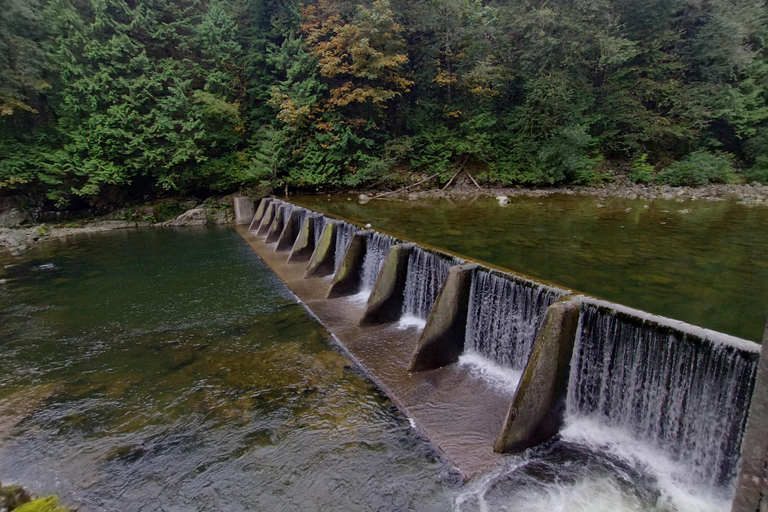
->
[[441, 168, 463, 191], [464, 169, 482, 190], [441, 156, 470, 191], [373, 172, 441, 199]]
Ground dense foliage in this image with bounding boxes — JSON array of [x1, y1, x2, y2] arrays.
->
[[1, 0, 767, 204]]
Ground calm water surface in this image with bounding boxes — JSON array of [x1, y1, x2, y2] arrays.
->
[[296, 194, 768, 341], [0, 226, 739, 511]]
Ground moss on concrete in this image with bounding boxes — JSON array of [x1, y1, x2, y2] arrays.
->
[[256, 202, 275, 237], [305, 222, 338, 278], [287, 215, 317, 263], [276, 210, 302, 252], [266, 205, 287, 243], [250, 197, 271, 230], [360, 243, 414, 326], [326, 230, 372, 299]]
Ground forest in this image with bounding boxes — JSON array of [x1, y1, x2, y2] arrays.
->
[[0, 0, 767, 206]]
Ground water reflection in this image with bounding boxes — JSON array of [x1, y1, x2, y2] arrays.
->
[[296, 194, 768, 341]]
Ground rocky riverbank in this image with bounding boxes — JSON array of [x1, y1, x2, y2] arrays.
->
[[361, 181, 768, 206]]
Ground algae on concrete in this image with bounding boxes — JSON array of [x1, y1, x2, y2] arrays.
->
[[306, 222, 338, 278], [249, 197, 271, 230], [266, 205, 287, 243], [288, 215, 318, 263], [326, 230, 372, 299], [360, 243, 414, 326], [276, 209, 302, 252], [256, 203, 275, 237]]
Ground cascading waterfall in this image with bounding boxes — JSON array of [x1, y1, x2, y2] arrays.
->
[[401, 248, 462, 320], [313, 215, 327, 246], [334, 222, 358, 272], [464, 270, 566, 369], [281, 203, 294, 222], [566, 302, 759, 491], [359, 232, 397, 292]]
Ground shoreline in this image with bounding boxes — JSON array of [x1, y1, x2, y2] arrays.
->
[[354, 181, 768, 205], [2, 182, 767, 256]]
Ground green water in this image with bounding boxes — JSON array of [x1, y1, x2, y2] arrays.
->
[[0, 227, 457, 511], [297, 194, 768, 342]]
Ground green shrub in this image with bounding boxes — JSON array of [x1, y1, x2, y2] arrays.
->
[[656, 151, 735, 186], [629, 154, 656, 183], [344, 137, 412, 187], [744, 156, 768, 184]]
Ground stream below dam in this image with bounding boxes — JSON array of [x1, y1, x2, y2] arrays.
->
[[0, 220, 755, 511], [296, 193, 768, 342]]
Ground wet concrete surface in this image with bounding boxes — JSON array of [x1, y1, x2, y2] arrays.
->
[[236, 225, 510, 480]]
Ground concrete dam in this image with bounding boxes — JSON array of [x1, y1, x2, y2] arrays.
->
[[233, 196, 766, 511]]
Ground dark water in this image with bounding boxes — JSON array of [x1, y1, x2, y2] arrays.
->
[[296, 194, 768, 341], [0, 227, 457, 511]]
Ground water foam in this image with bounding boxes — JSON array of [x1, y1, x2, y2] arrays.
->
[[457, 352, 521, 395], [397, 315, 427, 330]]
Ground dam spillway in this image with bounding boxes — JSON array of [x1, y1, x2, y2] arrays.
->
[[234, 196, 763, 506]]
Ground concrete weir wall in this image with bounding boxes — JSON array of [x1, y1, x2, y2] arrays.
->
[[732, 321, 768, 512], [239, 196, 763, 491]]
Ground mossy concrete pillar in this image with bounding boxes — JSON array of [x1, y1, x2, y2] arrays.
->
[[731, 320, 768, 512], [326, 230, 373, 299], [305, 221, 338, 278], [266, 205, 287, 243], [288, 214, 318, 264], [494, 298, 579, 454], [256, 202, 276, 237], [234, 196, 255, 225], [276, 209, 303, 252], [360, 243, 415, 326], [249, 198, 272, 230], [407, 264, 477, 372]]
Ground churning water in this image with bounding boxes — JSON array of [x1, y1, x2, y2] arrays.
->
[[567, 303, 758, 492]]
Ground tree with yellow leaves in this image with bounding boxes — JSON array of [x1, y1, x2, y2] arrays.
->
[[301, 0, 412, 119]]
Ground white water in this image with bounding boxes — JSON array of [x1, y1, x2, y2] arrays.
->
[[334, 222, 359, 271], [465, 270, 566, 369], [560, 417, 733, 512], [312, 214, 325, 245], [453, 416, 732, 512], [402, 248, 459, 320], [568, 303, 757, 490], [457, 352, 521, 395], [397, 314, 427, 330], [360, 232, 396, 291]]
